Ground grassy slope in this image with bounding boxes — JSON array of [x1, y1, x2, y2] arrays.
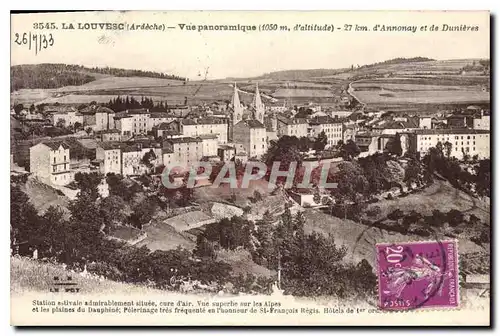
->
[[11, 256, 165, 295], [304, 180, 489, 267]]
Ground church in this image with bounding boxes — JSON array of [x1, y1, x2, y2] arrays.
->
[[229, 83, 268, 160]]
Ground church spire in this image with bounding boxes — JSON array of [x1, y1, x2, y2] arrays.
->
[[253, 83, 265, 124], [232, 82, 243, 125]]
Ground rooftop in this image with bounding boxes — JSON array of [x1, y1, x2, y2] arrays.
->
[[409, 129, 490, 135], [95, 129, 120, 134], [98, 142, 123, 150], [236, 119, 265, 129], [276, 115, 308, 125], [166, 137, 203, 144], [39, 140, 70, 151], [309, 116, 345, 125], [198, 134, 218, 139]]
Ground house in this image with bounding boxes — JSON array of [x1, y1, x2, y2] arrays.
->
[[96, 142, 122, 175], [276, 116, 308, 138], [400, 129, 490, 159], [64, 137, 96, 174], [162, 137, 204, 170], [95, 107, 115, 131], [95, 129, 121, 142], [232, 119, 267, 159], [182, 117, 229, 144], [355, 132, 380, 156], [473, 112, 490, 130], [447, 114, 474, 129], [113, 113, 134, 139], [121, 144, 146, 176], [30, 140, 72, 186], [330, 110, 354, 119], [51, 109, 84, 128], [127, 108, 151, 135], [148, 112, 175, 130], [218, 145, 236, 162], [199, 134, 219, 157], [168, 105, 190, 117], [265, 117, 278, 143], [372, 118, 420, 135], [308, 116, 344, 148]]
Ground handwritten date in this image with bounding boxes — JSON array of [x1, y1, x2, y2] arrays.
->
[[13, 32, 54, 56]]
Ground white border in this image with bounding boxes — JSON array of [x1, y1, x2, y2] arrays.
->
[[2, 1, 498, 335]]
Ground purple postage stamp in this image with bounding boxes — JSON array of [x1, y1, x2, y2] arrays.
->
[[376, 240, 459, 311]]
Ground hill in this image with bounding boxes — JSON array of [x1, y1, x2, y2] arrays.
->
[[10, 63, 186, 92], [11, 58, 490, 109]]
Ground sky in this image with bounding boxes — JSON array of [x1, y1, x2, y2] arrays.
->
[[11, 11, 490, 80]]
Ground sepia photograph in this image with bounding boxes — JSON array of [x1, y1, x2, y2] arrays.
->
[[9, 10, 491, 326]]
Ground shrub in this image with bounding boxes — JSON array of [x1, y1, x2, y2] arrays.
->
[[386, 193, 394, 200], [366, 206, 381, 218], [387, 209, 404, 220]]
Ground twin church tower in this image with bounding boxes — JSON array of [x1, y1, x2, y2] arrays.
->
[[230, 82, 265, 126]]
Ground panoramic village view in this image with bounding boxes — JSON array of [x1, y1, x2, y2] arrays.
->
[[10, 57, 490, 306]]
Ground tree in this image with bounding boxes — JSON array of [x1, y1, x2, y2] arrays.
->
[[253, 190, 263, 202], [74, 172, 102, 202], [475, 159, 491, 198], [403, 160, 421, 189], [313, 131, 328, 153], [444, 141, 453, 158], [85, 127, 93, 136], [10, 184, 43, 255], [339, 139, 361, 161], [38, 206, 68, 259], [387, 133, 403, 156], [129, 197, 158, 229], [141, 149, 157, 169], [56, 118, 66, 128], [194, 235, 217, 260], [13, 104, 24, 115], [254, 211, 275, 267], [298, 137, 311, 152], [100, 195, 128, 232], [331, 161, 368, 203]]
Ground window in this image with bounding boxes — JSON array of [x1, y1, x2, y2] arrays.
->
[[254, 145, 256, 149], [64, 155, 66, 161], [53, 157, 56, 164]]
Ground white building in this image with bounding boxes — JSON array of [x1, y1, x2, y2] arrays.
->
[[233, 120, 268, 159], [30, 140, 72, 186], [162, 137, 204, 169], [52, 110, 84, 128], [308, 116, 344, 148], [94, 107, 115, 131], [114, 114, 134, 139], [182, 117, 228, 144], [401, 129, 490, 160], [199, 134, 219, 157], [96, 142, 122, 175], [149, 112, 175, 130], [276, 116, 308, 138], [473, 114, 490, 130]]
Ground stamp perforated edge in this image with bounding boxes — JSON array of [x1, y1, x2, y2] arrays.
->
[[374, 238, 461, 314]]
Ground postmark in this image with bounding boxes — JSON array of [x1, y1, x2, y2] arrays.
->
[[377, 240, 459, 311]]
